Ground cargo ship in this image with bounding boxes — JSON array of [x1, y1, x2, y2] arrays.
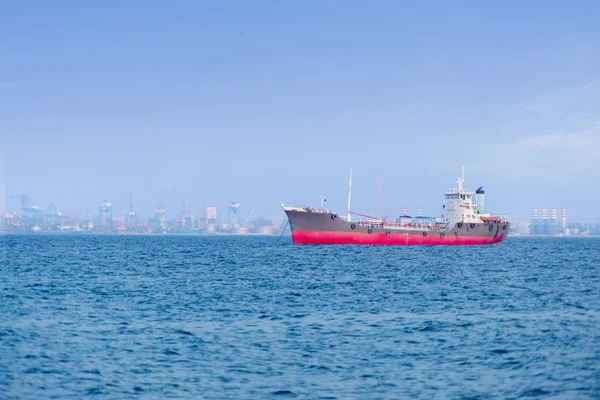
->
[[282, 169, 510, 246]]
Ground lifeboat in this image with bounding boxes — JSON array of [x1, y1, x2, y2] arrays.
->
[[479, 216, 500, 222]]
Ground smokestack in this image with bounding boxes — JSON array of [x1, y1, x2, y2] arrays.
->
[[561, 209, 567, 229], [551, 208, 557, 220], [542, 208, 549, 220], [401, 207, 407, 216], [476, 186, 485, 214], [417, 207, 422, 217], [533, 208, 538, 219]]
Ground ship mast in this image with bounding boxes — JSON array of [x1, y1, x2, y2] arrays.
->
[[458, 165, 465, 193], [347, 168, 353, 222]]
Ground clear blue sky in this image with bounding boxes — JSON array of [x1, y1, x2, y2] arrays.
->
[[3, 1, 600, 221]]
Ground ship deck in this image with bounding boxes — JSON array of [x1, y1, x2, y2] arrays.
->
[[354, 221, 450, 233]]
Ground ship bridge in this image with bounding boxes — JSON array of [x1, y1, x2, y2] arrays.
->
[[441, 168, 482, 224]]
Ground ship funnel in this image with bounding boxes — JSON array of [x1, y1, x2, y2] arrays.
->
[[476, 186, 485, 214]]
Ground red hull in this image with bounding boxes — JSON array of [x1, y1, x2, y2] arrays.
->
[[292, 230, 504, 246]]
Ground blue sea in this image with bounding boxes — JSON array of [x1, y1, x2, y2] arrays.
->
[[1, 235, 599, 399]]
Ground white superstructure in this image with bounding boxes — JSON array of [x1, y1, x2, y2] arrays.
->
[[441, 167, 490, 224]]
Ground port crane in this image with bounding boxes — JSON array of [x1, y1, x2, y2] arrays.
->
[[9, 194, 39, 230]]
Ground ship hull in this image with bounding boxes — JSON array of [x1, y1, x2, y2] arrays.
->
[[284, 209, 509, 246]]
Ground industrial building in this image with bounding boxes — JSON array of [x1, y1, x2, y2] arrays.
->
[[529, 208, 568, 236]]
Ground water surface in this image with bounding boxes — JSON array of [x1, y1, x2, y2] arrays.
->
[[1, 235, 599, 398]]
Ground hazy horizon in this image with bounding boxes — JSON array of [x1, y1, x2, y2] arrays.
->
[[3, 1, 600, 221]]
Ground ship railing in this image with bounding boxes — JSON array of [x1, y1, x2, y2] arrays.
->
[[446, 188, 474, 195], [356, 221, 448, 231], [496, 214, 510, 222], [483, 213, 510, 222], [281, 203, 334, 214]]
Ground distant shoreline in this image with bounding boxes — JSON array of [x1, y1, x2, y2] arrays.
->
[[2, 231, 598, 238], [0, 231, 291, 237]]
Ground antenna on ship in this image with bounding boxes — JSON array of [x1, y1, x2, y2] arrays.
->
[[372, 179, 384, 220], [319, 195, 326, 209], [347, 168, 353, 222], [458, 165, 465, 193]]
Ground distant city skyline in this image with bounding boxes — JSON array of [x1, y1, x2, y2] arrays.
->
[[3, 166, 600, 223], [3, 2, 600, 221], [3, 191, 598, 227], [4, 190, 599, 237]]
